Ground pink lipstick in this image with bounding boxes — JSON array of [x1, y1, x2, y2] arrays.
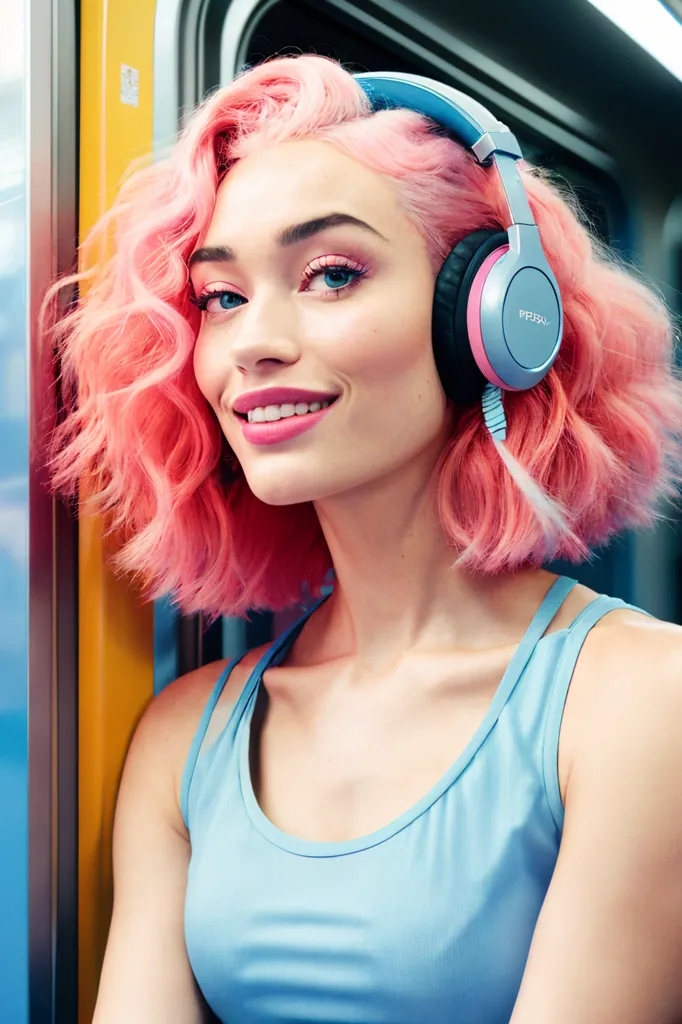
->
[[232, 387, 339, 447], [241, 404, 334, 446]]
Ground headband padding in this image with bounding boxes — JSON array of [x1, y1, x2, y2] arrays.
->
[[432, 229, 509, 406]]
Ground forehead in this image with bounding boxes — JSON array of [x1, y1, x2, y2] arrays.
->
[[205, 138, 400, 241]]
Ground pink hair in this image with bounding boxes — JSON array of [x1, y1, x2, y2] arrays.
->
[[43, 54, 682, 617]]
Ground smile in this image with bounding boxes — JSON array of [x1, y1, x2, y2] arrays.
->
[[239, 399, 337, 446]]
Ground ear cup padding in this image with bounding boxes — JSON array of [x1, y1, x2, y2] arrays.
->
[[432, 229, 509, 406]]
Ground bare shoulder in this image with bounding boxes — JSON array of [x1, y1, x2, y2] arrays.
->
[[569, 599, 682, 708], [125, 641, 273, 831], [143, 641, 272, 744], [560, 598, 682, 799]]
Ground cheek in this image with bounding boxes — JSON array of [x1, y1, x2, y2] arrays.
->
[[330, 286, 437, 389], [192, 332, 219, 405]]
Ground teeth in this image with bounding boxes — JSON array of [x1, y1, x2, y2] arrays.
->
[[247, 400, 331, 424]]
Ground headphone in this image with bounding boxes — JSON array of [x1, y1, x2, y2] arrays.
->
[[353, 72, 563, 408]]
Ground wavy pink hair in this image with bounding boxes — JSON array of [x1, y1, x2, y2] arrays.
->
[[43, 54, 682, 618]]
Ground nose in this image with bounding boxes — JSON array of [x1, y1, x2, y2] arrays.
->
[[229, 292, 301, 376]]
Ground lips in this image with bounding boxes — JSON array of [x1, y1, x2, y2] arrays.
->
[[232, 387, 339, 416], [239, 403, 335, 446]]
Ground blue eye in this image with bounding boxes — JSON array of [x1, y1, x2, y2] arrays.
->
[[323, 268, 357, 289], [217, 293, 245, 309], [194, 290, 246, 313]]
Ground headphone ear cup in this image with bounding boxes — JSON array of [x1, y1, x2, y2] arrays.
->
[[432, 229, 509, 406]]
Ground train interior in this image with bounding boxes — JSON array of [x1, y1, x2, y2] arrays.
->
[[2, 0, 682, 1020]]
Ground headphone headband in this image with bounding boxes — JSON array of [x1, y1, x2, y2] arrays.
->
[[353, 71, 534, 228], [353, 72, 519, 157]]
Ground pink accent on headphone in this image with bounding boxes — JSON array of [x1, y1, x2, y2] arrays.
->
[[466, 244, 521, 392]]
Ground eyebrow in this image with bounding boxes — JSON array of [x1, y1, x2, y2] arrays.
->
[[188, 213, 387, 268]]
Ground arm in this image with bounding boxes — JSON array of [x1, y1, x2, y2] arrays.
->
[[92, 670, 219, 1024], [510, 620, 682, 1023]]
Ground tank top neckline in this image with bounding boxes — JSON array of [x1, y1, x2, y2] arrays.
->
[[237, 575, 579, 859]]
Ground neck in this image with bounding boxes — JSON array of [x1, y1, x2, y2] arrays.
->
[[307, 445, 558, 678]]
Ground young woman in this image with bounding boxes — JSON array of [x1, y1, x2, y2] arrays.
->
[[47, 54, 682, 1023]]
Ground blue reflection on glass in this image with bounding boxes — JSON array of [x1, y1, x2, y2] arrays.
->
[[0, 2, 30, 1017]]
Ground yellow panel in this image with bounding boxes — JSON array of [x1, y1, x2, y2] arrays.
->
[[78, 3, 158, 1021]]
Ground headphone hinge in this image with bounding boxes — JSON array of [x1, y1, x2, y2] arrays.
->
[[472, 131, 523, 165]]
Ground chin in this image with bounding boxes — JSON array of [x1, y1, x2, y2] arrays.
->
[[244, 469, 329, 507]]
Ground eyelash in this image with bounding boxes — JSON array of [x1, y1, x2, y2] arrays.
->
[[191, 256, 369, 314]]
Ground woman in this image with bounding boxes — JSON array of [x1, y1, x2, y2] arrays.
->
[[47, 54, 682, 1023]]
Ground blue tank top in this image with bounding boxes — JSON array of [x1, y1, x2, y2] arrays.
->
[[182, 576, 649, 1023]]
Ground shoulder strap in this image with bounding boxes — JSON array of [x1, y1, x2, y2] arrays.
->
[[522, 575, 579, 647], [268, 592, 332, 667], [486, 575, 578, 711], [541, 596, 653, 832], [180, 653, 246, 829], [179, 592, 332, 829]]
